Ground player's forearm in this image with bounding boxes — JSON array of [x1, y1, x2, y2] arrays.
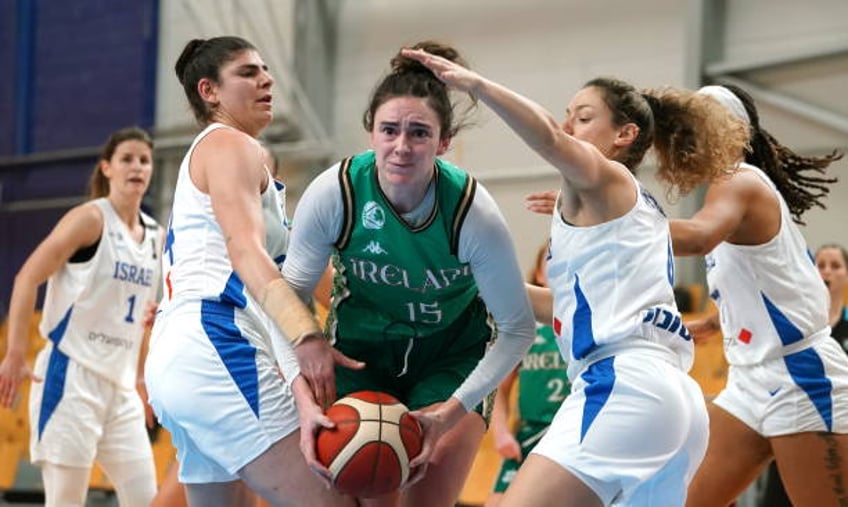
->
[[4, 276, 39, 359]]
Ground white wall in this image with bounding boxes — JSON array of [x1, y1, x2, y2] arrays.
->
[[155, 0, 296, 133], [332, 0, 690, 273], [151, 0, 848, 279], [329, 0, 848, 276]]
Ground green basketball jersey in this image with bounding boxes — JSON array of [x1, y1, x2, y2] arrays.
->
[[327, 151, 483, 343], [517, 323, 570, 425]]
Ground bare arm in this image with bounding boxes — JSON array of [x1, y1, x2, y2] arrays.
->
[[402, 48, 622, 192], [526, 284, 554, 325], [490, 368, 521, 461], [0, 203, 102, 408], [196, 129, 343, 408], [670, 173, 751, 256]]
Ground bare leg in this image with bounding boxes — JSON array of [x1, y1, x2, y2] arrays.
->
[[771, 431, 848, 506], [484, 492, 504, 507], [355, 412, 486, 507], [501, 454, 602, 507], [151, 463, 187, 507], [186, 480, 255, 507], [402, 411, 486, 507], [239, 431, 353, 507], [686, 403, 772, 507]]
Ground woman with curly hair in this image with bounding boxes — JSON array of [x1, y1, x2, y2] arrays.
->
[[671, 84, 848, 507], [404, 46, 749, 506]]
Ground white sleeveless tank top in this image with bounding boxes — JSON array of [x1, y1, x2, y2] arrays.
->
[[706, 163, 830, 365], [548, 174, 693, 380], [39, 198, 160, 389]]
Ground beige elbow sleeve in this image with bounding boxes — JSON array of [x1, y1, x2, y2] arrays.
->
[[260, 278, 324, 346]]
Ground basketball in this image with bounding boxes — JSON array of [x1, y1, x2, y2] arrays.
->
[[316, 391, 423, 498]]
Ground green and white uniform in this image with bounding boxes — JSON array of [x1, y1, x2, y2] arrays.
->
[[283, 151, 535, 413], [493, 323, 569, 493]]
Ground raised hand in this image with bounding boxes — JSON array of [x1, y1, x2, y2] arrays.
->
[[400, 48, 482, 94]]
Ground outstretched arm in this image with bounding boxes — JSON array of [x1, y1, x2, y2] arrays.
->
[[402, 48, 615, 192], [670, 171, 756, 256]]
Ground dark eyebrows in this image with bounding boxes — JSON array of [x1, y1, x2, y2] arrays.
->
[[236, 63, 269, 72], [565, 104, 595, 115], [377, 120, 433, 131]]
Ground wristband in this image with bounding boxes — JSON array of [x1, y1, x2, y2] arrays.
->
[[260, 278, 321, 345]]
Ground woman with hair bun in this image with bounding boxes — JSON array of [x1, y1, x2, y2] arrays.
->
[[144, 35, 357, 507], [282, 40, 536, 507]]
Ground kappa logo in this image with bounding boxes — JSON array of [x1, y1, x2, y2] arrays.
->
[[362, 240, 388, 255], [362, 201, 385, 230]]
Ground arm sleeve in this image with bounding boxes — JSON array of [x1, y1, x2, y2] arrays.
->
[[281, 165, 344, 301], [450, 184, 536, 411]]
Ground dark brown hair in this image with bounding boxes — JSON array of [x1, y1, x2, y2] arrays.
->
[[175, 36, 257, 124], [87, 127, 153, 199], [363, 40, 477, 140], [720, 84, 842, 223]]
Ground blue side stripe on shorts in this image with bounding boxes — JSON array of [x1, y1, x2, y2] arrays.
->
[[220, 272, 248, 309], [209, 272, 257, 414], [580, 357, 615, 442], [762, 294, 803, 346], [783, 347, 833, 431], [572, 274, 596, 360], [38, 346, 69, 440]]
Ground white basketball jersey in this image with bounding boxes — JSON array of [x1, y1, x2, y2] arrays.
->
[[705, 163, 830, 365], [156, 123, 289, 350], [548, 176, 693, 380], [39, 198, 160, 389]]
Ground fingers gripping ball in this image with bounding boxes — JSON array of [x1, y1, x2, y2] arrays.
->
[[316, 391, 423, 497]]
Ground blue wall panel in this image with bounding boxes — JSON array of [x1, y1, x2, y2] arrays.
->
[[31, 0, 158, 151], [0, 1, 19, 156], [0, 0, 159, 313]]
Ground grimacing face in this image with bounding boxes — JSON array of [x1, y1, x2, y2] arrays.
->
[[562, 86, 635, 161], [369, 95, 450, 190]]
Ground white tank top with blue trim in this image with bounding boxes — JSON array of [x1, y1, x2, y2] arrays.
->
[[705, 163, 830, 365], [548, 174, 693, 380]]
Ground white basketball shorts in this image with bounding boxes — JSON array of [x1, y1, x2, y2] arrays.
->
[[29, 342, 153, 468], [531, 347, 709, 506], [145, 300, 298, 483], [714, 335, 848, 436]]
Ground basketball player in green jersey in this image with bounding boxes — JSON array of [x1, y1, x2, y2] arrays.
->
[[487, 242, 569, 506], [282, 41, 536, 507]]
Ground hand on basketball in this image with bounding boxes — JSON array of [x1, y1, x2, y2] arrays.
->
[[405, 398, 466, 487], [295, 335, 365, 409], [291, 375, 336, 487], [524, 190, 558, 215], [400, 48, 483, 95]]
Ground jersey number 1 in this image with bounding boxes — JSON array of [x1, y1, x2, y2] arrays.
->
[[124, 294, 137, 323]]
